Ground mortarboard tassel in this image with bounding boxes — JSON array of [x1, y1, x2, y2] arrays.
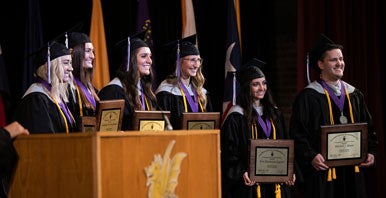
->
[[306, 52, 311, 84], [47, 42, 51, 84], [176, 40, 181, 79], [65, 32, 69, 49], [127, 37, 131, 72], [355, 165, 360, 173], [232, 72, 236, 105]]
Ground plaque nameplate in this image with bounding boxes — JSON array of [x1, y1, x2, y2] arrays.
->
[[181, 112, 220, 130], [133, 110, 171, 131], [321, 123, 368, 167], [96, 99, 125, 132], [249, 139, 294, 183]]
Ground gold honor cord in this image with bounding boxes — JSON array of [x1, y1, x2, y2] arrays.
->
[[179, 87, 204, 112], [75, 85, 83, 116], [252, 118, 281, 198], [323, 88, 358, 182], [144, 96, 150, 110], [50, 96, 70, 134]]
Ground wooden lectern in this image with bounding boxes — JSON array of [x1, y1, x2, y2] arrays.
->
[[10, 130, 221, 198]]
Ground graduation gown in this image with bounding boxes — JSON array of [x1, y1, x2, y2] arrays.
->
[[155, 80, 213, 129], [0, 128, 18, 198], [13, 83, 71, 134], [98, 78, 133, 131], [67, 80, 98, 132], [221, 105, 292, 198], [289, 81, 378, 198]]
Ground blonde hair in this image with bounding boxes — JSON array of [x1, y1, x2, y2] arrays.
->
[[35, 56, 69, 103]]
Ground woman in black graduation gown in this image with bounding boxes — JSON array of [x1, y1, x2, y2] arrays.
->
[[221, 59, 295, 198], [289, 34, 378, 198], [98, 32, 158, 131], [66, 32, 100, 132], [14, 42, 75, 134], [155, 34, 213, 129]]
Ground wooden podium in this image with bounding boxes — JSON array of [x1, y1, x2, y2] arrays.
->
[[10, 130, 221, 198]]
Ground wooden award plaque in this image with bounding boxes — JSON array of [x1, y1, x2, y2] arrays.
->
[[181, 112, 220, 130], [133, 110, 171, 131], [96, 99, 125, 132], [320, 122, 368, 167], [249, 139, 294, 183]]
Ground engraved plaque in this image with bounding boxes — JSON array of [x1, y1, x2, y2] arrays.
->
[[249, 139, 294, 183], [321, 123, 368, 166]]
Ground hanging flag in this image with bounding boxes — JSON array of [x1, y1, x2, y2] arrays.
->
[[90, 0, 110, 90], [22, 0, 43, 94], [137, 0, 155, 88], [222, 0, 242, 125], [137, 0, 153, 49], [181, 0, 197, 43], [0, 45, 9, 126]]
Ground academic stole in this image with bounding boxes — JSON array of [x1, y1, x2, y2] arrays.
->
[[74, 78, 96, 116], [179, 81, 204, 112], [320, 80, 358, 181], [41, 80, 74, 133], [251, 113, 281, 198]]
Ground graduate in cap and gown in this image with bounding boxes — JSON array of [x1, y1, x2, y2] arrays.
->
[[155, 34, 213, 130], [13, 41, 75, 134], [66, 32, 99, 131], [289, 34, 379, 198], [221, 58, 295, 198], [98, 31, 158, 131]]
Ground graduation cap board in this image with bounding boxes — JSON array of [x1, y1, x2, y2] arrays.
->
[[68, 32, 91, 49], [236, 58, 266, 85], [163, 34, 199, 78], [114, 30, 149, 71], [309, 34, 343, 71], [33, 41, 70, 84]]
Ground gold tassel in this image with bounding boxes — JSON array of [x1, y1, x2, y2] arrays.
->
[[275, 183, 281, 198], [256, 184, 261, 198], [355, 165, 360, 173], [332, 167, 336, 179], [327, 168, 332, 181]]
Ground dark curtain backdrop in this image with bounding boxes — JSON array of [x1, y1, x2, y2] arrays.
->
[[0, 0, 385, 197], [298, 0, 386, 197]]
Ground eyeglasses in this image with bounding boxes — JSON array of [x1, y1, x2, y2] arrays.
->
[[183, 58, 203, 65]]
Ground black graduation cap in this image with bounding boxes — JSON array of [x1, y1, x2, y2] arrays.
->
[[164, 34, 199, 58], [309, 34, 343, 71], [236, 58, 266, 85], [68, 32, 91, 49], [33, 41, 70, 83], [163, 34, 199, 78], [114, 30, 149, 71]]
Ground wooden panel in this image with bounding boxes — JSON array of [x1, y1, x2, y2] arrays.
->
[[10, 130, 221, 198], [10, 133, 97, 198]]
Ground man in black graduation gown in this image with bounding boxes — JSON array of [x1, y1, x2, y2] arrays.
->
[[289, 34, 378, 198]]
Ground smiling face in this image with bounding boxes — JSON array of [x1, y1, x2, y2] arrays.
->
[[180, 55, 202, 79], [61, 55, 73, 83], [250, 77, 267, 102], [318, 48, 345, 82], [136, 46, 152, 76], [83, 42, 95, 69]]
